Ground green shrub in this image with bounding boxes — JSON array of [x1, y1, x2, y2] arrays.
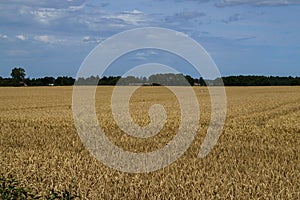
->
[[0, 175, 37, 199], [0, 175, 79, 200]]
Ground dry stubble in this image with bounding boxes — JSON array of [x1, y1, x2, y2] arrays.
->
[[0, 86, 299, 199]]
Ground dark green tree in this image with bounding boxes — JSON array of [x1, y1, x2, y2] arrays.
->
[[199, 77, 206, 86], [11, 67, 26, 82], [54, 76, 75, 86], [184, 75, 194, 86]]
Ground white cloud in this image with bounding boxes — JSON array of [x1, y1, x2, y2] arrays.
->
[[218, 0, 300, 6], [146, 50, 158, 55], [16, 35, 26, 41], [34, 35, 64, 44], [30, 8, 64, 24], [34, 35, 50, 43], [0, 34, 8, 39], [2, 2, 147, 37], [83, 36, 90, 41], [7, 0, 85, 9], [104, 10, 147, 26], [69, 3, 85, 11], [19, 2, 85, 24], [135, 52, 147, 60], [132, 50, 159, 61], [82, 36, 104, 43], [124, 9, 144, 15], [134, 55, 147, 60]]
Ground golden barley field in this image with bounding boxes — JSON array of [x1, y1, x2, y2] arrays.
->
[[0, 86, 299, 199]]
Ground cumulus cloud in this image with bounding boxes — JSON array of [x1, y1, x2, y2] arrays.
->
[[2, 0, 86, 9], [34, 35, 49, 43], [82, 36, 90, 42], [0, 34, 8, 39], [82, 36, 104, 43], [16, 35, 26, 41], [217, 0, 300, 7], [0, 0, 86, 32], [130, 50, 159, 61], [103, 10, 147, 26], [19, 2, 85, 25], [0, 1, 151, 40], [133, 52, 148, 60], [29, 8, 64, 24], [123, 9, 144, 15], [34, 35, 64, 44]]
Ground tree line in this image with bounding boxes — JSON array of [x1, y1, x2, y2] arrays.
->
[[76, 74, 203, 86], [215, 75, 300, 86], [1, 67, 300, 86], [0, 67, 75, 86]]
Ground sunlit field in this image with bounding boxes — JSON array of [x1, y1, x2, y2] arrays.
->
[[0, 86, 299, 199]]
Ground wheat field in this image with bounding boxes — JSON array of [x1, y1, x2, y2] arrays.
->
[[0, 86, 299, 199]]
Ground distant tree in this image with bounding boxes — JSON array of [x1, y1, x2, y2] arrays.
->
[[107, 76, 121, 85], [11, 67, 26, 82], [42, 76, 55, 85], [27, 76, 55, 86], [199, 77, 206, 86], [221, 75, 272, 86], [83, 75, 99, 85], [184, 75, 194, 86], [291, 77, 300, 85], [142, 76, 147, 83], [98, 76, 108, 85], [55, 76, 75, 86], [118, 76, 142, 85]]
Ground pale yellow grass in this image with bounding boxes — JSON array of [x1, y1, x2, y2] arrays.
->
[[0, 86, 299, 199]]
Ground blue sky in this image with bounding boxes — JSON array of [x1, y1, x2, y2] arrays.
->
[[0, 0, 299, 78]]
